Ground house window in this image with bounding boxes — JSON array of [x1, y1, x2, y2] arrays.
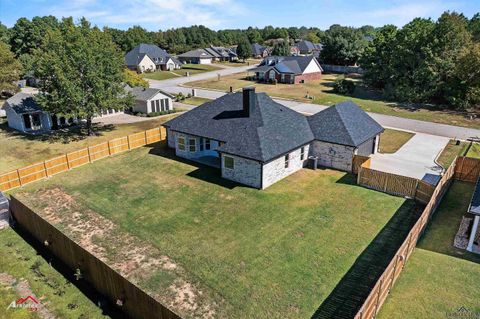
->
[[160, 99, 165, 112], [165, 99, 170, 110], [200, 138, 204, 151], [284, 154, 290, 168], [205, 139, 211, 150], [224, 156, 234, 169], [189, 138, 196, 152], [178, 136, 185, 150], [300, 147, 305, 160], [269, 71, 275, 80], [281, 74, 285, 82], [155, 100, 160, 112], [151, 100, 155, 112]]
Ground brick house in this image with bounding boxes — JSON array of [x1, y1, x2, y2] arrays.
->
[[251, 56, 323, 84], [163, 87, 383, 189]]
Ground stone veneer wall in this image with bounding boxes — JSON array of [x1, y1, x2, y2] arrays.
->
[[310, 140, 355, 172], [262, 144, 310, 189], [356, 137, 377, 156], [221, 154, 262, 188]]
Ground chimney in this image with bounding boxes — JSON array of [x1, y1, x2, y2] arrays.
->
[[242, 87, 255, 117]]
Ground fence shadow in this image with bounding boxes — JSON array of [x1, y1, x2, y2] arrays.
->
[[148, 144, 240, 189], [311, 200, 423, 319], [10, 223, 126, 319]]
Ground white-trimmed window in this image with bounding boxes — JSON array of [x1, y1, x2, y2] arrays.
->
[[189, 138, 196, 152], [284, 154, 290, 168], [178, 136, 185, 150], [300, 147, 305, 160], [224, 156, 234, 169], [205, 139, 211, 150]]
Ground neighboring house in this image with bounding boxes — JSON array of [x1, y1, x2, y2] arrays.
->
[[204, 45, 237, 62], [251, 43, 270, 58], [4, 92, 123, 134], [296, 40, 322, 55], [125, 43, 180, 73], [163, 87, 383, 189], [178, 49, 214, 64], [125, 86, 174, 114], [251, 55, 323, 84]]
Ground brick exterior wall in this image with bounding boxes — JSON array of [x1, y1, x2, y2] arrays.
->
[[221, 154, 262, 188], [262, 144, 309, 189], [309, 141, 355, 172], [294, 71, 322, 84]]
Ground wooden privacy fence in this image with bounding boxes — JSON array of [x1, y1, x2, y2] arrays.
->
[[352, 155, 370, 175], [9, 196, 181, 319], [0, 127, 166, 192], [354, 157, 458, 319], [357, 165, 435, 204], [454, 156, 480, 182]]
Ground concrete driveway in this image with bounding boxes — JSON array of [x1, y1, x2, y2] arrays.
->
[[369, 132, 450, 184]]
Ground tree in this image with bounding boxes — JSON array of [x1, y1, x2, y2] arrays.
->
[[320, 25, 367, 65], [306, 32, 320, 43], [9, 16, 59, 56], [451, 42, 480, 108], [123, 26, 154, 52], [0, 22, 9, 43], [0, 42, 23, 94], [33, 18, 132, 135], [124, 69, 149, 88], [246, 27, 262, 44], [236, 38, 251, 61], [272, 40, 290, 56], [469, 13, 480, 41]]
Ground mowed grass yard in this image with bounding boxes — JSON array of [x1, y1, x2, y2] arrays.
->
[[378, 129, 415, 154], [0, 114, 177, 174], [142, 64, 222, 81], [185, 72, 480, 129], [11, 143, 409, 319], [0, 228, 108, 319], [378, 181, 480, 318]]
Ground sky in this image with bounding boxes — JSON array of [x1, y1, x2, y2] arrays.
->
[[0, 0, 479, 31]]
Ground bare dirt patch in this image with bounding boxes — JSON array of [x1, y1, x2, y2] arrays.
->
[[17, 187, 221, 319]]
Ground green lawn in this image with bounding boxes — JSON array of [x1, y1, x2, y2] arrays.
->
[[378, 181, 480, 318], [142, 64, 222, 81], [11, 143, 409, 319], [185, 72, 480, 129], [180, 96, 212, 106], [213, 59, 261, 67], [378, 129, 415, 154], [0, 228, 107, 319], [0, 115, 177, 174], [467, 142, 480, 158], [437, 140, 471, 168]]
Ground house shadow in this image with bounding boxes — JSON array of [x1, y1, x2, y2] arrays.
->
[[9, 223, 126, 319], [0, 120, 116, 144], [310, 200, 423, 319], [334, 173, 359, 186], [147, 144, 240, 189]]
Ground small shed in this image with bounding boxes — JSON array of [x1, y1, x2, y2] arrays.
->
[[4, 93, 52, 134]]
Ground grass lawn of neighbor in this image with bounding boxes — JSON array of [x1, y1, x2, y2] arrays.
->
[[437, 140, 478, 168], [0, 114, 177, 174], [378, 181, 480, 318], [0, 227, 108, 319], [378, 129, 415, 154], [185, 72, 480, 129], [213, 59, 262, 67], [10, 142, 412, 319], [180, 96, 212, 107], [143, 64, 222, 81]]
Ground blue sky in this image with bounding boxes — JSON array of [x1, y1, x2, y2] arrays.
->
[[0, 0, 478, 30]]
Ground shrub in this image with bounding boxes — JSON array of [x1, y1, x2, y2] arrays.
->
[[333, 77, 355, 95]]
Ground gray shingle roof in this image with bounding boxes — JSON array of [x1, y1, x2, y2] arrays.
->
[[252, 56, 322, 75], [251, 43, 266, 56], [178, 49, 214, 59], [297, 40, 322, 52], [308, 101, 384, 147], [125, 86, 173, 101], [469, 177, 480, 215], [125, 44, 171, 67], [5, 93, 43, 114], [164, 92, 314, 162]]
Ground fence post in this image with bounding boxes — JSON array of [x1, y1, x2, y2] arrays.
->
[[357, 166, 362, 185], [17, 169, 22, 186], [127, 135, 131, 150], [107, 141, 112, 156], [43, 161, 48, 178], [373, 278, 384, 317], [145, 130, 148, 145], [65, 154, 70, 170], [388, 255, 399, 292], [87, 147, 92, 163]]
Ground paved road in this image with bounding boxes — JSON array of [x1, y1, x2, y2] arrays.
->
[[369, 133, 450, 184], [149, 67, 480, 140]]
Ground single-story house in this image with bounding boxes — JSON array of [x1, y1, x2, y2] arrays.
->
[[163, 87, 383, 189], [178, 49, 214, 64], [296, 40, 322, 55], [125, 86, 174, 114], [204, 45, 237, 62], [251, 43, 270, 58], [251, 55, 323, 84], [5, 92, 123, 134], [125, 43, 180, 73]]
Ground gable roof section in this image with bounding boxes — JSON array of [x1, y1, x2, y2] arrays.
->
[[178, 49, 214, 59], [125, 86, 173, 101], [5, 93, 43, 114], [125, 43, 171, 67], [252, 56, 322, 75], [251, 43, 266, 56], [308, 101, 384, 147], [163, 92, 313, 162], [297, 40, 322, 52]]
